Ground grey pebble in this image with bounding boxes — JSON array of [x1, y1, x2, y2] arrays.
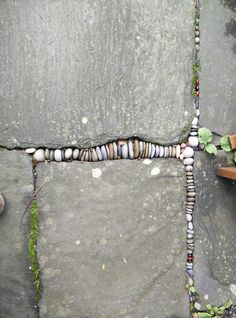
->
[[121, 143, 128, 159], [49, 150, 54, 161], [159, 146, 164, 157], [155, 145, 159, 158], [45, 149, 50, 160], [65, 148, 73, 160], [33, 149, 45, 162], [101, 145, 108, 160], [96, 146, 103, 161], [128, 140, 134, 159], [113, 142, 118, 160], [91, 148, 98, 161], [73, 149, 79, 160], [151, 144, 155, 158], [188, 222, 194, 230]]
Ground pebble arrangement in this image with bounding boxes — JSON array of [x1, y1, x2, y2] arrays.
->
[[25, 1, 202, 317]]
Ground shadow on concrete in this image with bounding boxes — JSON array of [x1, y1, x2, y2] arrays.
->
[[221, 0, 236, 54]]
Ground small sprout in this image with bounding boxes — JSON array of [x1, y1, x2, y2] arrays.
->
[[205, 144, 217, 156], [198, 128, 213, 145]]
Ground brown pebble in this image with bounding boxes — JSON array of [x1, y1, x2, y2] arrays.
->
[[145, 142, 149, 158], [0, 194, 5, 215], [134, 140, 139, 159], [171, 146, 176, 158], [108, 143, 114, 160]]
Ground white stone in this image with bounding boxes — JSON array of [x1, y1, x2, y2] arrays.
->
[[230, 284, 236, 296], [65, 148, 73, 159], [25, 148, 36, 154], [143, 159, 152, 166], [176, 145, 181, 159], [54, 149, 62, 162], [151, 167, 160, 176], [195, 109, 200, 117], [186, 165, 193, 172], [188, 222, 193, 230], [186, 214, 192, 222], [182, 147, 194, 158], [183, 158, 194, 165], [73, 149, 79, 160], [195, 37, 200, 44], [188, 136, 199, 147], [92, 168, 102, 178], [82, 117, 88, 124], [191, 117, 198, 126], [33, 149, 45, 162]]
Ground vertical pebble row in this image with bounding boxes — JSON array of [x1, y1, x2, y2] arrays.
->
[[29, 141, 183, 162]]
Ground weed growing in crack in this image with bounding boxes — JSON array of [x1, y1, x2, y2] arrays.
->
[[28, 199, 41, 317]]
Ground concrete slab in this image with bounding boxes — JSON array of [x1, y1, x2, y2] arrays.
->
[[0, 150, 35, 318], [194, 152, 236, 309], [200, 0, 236, 135], [0, 0, 193, 149], [37, 159, 188, 318]]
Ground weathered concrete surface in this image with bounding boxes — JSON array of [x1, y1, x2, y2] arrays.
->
[[194, 152, 236, 309], [200, 0, 236, 135], [0, 0, 193, 149], [0, 150, 35, 318], [37, 159, 188, 318]]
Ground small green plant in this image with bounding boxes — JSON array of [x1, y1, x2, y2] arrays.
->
[[199, 127, 236, 163], [194, 299, 233, 318], [198, 127, 217, 155], [28, 200, 41, 316]]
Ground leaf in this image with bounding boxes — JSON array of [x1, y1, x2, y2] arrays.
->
[[220, 135, 232, 152], [196, 313, 212, 318], [189, 286, 196, 293], [195, 303, 201, 310], [206, 304, 212, 310], [205, 144, 217, 155], [224, 298, 233, 309], [199, 128, 213, 145]]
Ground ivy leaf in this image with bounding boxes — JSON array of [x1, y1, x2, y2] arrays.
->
[[196, 313, 212, 318], [199, 128, 213, 145], [205, 143, 217, 155], [220, 135, 232, 152]]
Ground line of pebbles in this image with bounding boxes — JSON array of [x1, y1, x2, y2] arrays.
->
[[26, 141, 184, 162]]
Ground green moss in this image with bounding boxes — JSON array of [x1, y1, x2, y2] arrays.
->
[[28, 200, 41, 316]]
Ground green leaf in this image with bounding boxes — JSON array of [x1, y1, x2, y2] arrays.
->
[[196, 313, 212, 318], [206, 304, 212, 310], [199, 128, 213, 145], [224, 298, 233, 309], [189, 286, 196, 293], [205, 144, 217, 155], [220, 135, 232, 152]]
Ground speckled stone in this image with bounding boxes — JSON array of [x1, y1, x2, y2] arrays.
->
[[128, 140, 134, 159], [33, 149, 45, 162]]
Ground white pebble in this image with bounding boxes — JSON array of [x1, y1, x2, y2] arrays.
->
[[33, 149, 45, 162], [195, 109, 200, 117], [186, 214, 192, 222], [183, 158, 194, 165], [191, 117, 198, 126], [82, 117, 88, 124], [65, 148, 73, 159], [143, 159, 152, 165], [73, 149, 79, 160], [188, 136, 199, 147], [182, 147, 194, 158], [151, 167, 160, 176], [188, 222, 193, 230], [25, 148, 36, 154], [54, 149, 62, 162], [176, 145, 181, 159], [195, 37, 200, 44], [186, 165, 193, 172], [92, 168, 102, 178]]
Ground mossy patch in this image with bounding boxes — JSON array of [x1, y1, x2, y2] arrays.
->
[[28, 199, 41, 317]]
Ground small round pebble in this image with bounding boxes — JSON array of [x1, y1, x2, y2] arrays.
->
[[195, 44, 200, 51], [195, 37, 200, 44], [192, 117, 198, 126], [188, 136, 199, 147], [65, 148, 73, 160], [186, 165, 193, 172], [182, 147, 194, 159], [33, 149, 45, 162], [181, 143, 186, 149], [186, 214, 192, 222], [49, 150, 54, 161]]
